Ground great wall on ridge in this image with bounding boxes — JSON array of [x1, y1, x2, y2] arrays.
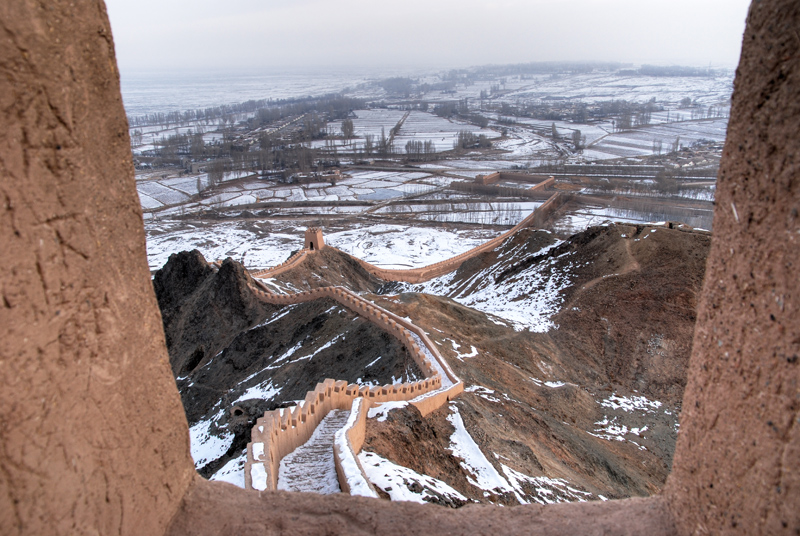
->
[[242, 189, 564, 495], [4, 1, 798, 533]]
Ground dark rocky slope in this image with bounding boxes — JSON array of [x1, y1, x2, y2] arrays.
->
[[153, 250, 421, 478]]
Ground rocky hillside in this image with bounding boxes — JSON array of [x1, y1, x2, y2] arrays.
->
[[357, 223, 709, 505], [153, 222, 710, 501], [153, 251, 421, 481]]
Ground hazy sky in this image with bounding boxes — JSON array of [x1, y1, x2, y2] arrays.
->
[[105, 0, 752, 73]]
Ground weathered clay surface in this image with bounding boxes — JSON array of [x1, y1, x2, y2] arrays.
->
[[664, 1, 800, 534], [167, 477, 677, 536], [1, 0, 798, 534], [0, 1, 194, 535]]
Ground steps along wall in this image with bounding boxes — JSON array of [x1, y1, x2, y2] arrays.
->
[[244, 280, 463, 492]]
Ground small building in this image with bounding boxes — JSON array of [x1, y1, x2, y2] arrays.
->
[[304, 228, 325, 251]]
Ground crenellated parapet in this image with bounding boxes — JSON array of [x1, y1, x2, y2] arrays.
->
[[243, 275, 463, 494], [249, 249, 308, 279]]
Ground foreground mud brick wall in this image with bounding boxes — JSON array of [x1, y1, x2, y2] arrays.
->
[[1, 0, 798, 534], [664, 1, 800, 533], [0, 2, 194, 535]]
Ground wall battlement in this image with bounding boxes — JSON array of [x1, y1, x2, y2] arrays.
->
[[243, 277, 462, 494], [304, 227, 325, 251]]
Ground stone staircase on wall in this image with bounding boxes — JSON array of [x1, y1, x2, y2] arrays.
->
[[244, 280, 462, 495], [277, 409, 350, 494]]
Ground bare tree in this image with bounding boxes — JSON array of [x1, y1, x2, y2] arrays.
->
[[671, 136, 682, 154], [652, 138, 663, 155], [364, 134, 374, 158], [341, 118, 355, 138], [617, 111, 632, 131], [208, 160, 225, 187], [571, 129, 585, 151]]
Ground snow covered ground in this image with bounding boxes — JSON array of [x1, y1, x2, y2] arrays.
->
[[446, 404, 594, 505], [407, 240, 568, 332], [188, 402, 232, 471], [587, 392, 671, 452], [359, 451, 469, 505], [144, 219, 501, 273], [552, 204, 714, 235], [209, 449, 247, 487], [144, 220, 304, 271], [325, 224, 499, 269]]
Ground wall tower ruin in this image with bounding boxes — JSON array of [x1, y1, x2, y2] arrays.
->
[[305, 227, 325, 251]]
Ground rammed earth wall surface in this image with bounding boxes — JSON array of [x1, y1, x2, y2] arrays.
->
[[0, 2, 194, 535], [1, 0, 798, 534], [664, 0, 800, 532]]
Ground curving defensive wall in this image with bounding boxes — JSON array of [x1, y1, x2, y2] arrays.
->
[[243, 279, 463, 493], [476, 172, 555, 190], [340, 191, 567, 283], [242, 193, 571, 494], [249, 249, 308, 279]]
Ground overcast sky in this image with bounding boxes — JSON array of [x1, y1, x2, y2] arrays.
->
[[105, 0, 752, 74]]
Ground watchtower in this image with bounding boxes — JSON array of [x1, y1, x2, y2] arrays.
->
[[304, 227, 325, 251]]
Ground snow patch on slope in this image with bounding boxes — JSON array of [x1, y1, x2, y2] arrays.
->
[[235, 380, 281, 404], [601, 393, 662, 413], [359, 451, 469, 505], [500, 465, 593, 505], [368, 401, 410, 422], [446, 405, 523, 501], [410, 241, 572, 332], [209, 449, 247, 488], [189, 403, 233, 471]]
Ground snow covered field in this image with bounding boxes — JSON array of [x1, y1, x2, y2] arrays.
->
[[552, 204, 714, 235], [136, 169, 449, 216], [144, 219, 500, 273], [325, 224, 498, 269]]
